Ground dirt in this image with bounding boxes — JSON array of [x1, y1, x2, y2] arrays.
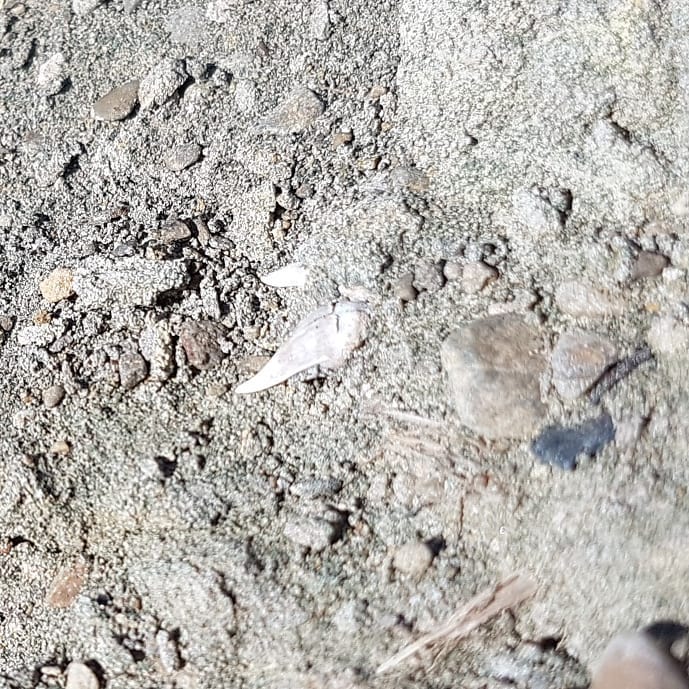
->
[[1, 1, 689, 688]]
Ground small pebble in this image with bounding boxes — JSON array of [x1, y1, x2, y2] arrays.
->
[[392, 541, 434, 577], [164, 143, 202, 171], [138, 59, 188, 110], [139, 319, 175, 381], [393, 272, 417, 301], [36, 53, 66, 96], [555, 280, 624, 318], [290, 476, 342, 499], [156, 629, 182, 673], [531, 413, 615, 471], [93, 80, 139, 121], [461, 261, 498, 293], [551, 331, 618, 400], [40, 268, 74, 303], [257, 87, 325, 135], [46, 561, 88, 608], [630, 251, 669, 280], [441, 315, 546, 439], [42, 384, 65, 409], [156, 219, 192, 243], [119, 350, 148, 390], [413, 259, 445, 293], [442, 261, 463, 281], [49, 439, 71, 455], [310, 0, 330, 40], [166, 6, 207, 44], [332, 131, 353, 149], [179, 320, 226, 370], [284, 515, 339, 552], [65, 662, 99, 689]]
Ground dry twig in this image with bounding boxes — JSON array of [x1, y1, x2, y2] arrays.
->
[[376, 573, 537, 675]]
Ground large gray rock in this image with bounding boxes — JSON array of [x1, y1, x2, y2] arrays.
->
[[441, 315, 546, 439]]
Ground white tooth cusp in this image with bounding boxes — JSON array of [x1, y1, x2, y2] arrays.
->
[[236, 301, 368, 394]]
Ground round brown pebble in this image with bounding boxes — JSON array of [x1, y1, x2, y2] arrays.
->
[[40, 268, 74, 303]]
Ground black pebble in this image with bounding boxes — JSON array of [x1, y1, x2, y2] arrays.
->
[[531, 413, 615, 471]]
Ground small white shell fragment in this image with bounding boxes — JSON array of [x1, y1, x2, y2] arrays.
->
[[236, 301, 367, 394], [260, 263, 309, 288], [591, 631, 689, 689]]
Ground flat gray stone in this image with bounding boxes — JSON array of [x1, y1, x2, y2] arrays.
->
[[93, 80, 139, 121], [257, 87, 324, 135], [441, 314, 546, 439], [164, 143, 202, 171], [552, 331, 618, 400]]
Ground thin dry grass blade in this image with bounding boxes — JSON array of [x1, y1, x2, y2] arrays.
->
[[376, 573, 537, 675]]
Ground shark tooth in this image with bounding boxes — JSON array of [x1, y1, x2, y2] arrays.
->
[[236, 301, 368, 394], [260, 263, 309, 288]]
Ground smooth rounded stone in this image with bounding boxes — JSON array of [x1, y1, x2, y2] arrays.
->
[[441, 315, 546, 439], [413, 260, 445, 293], [40, 267, 74, 303], [310, 0, 330, 40], [138, 59, 188, 110], [179, 320, 225, 370], [462, 261, 498, 293], [36, 53, 66, 96], [93, 80, 139, 121], [443, 260, 463, 281], [119, 350, 148, 390], [65, 662, 99, 689], [393, 272, 417, 301], [42, 384, 65, 409], [591, 631, 689, 689], [257, 87, 325, 135], [551, 331, 618, 400], [72, 0, 104, 14], [555, 280, 624, 318], [283, 515, 339, 552], [164, 143, 202, 171], [647, 316, 689, 356], [630, 251, 669, 280], [290, 476, 342, 499], [392, 541, 434, 577]]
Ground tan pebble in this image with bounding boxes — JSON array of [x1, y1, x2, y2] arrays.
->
[[46, 560, 88, 608], [551, 331, 617, 399], [33, 310, 52, 325], [393, 272, 417, 302], [65, 662, 99, 689], [49, 439, 71, 455], [40, 268, 74, 303], [392, 541, 434, 577], [591, 631, 689, 689], [461, 261, 498, 293], [332, 131, 353, 149]]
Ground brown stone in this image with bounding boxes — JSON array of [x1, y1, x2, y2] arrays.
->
[[441, 315, 546, 439], [179, 320, 226, 370], [46, 560, 88, 608]]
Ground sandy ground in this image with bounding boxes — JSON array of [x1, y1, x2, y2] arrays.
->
[[2, 0, 689, 687]]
